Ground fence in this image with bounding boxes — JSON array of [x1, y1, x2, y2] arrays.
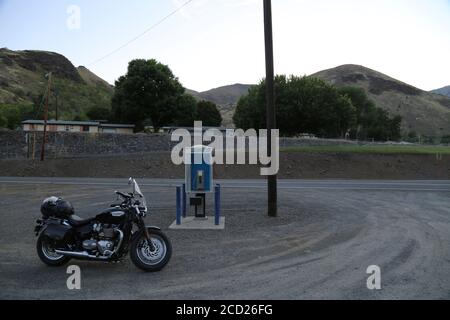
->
[[0, 130, 432, 160], [0, 131, 173, 160]]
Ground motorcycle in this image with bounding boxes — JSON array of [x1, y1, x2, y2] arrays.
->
[[34, 178, 172, 272]]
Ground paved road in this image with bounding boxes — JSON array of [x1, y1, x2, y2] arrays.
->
[[1, 177, 450, 299], [2, 177, 450, 191]]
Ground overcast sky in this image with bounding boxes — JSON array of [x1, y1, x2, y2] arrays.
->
[[0, 0, 449, 91]]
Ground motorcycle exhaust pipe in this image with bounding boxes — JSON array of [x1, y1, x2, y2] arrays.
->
[[55, 250, 109, 260]]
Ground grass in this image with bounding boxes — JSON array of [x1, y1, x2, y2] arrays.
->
[[281, 145, 450, 155]]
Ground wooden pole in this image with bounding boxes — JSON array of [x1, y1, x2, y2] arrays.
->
[[32, 132, 36, 160], [263, 0, 277, 217], [26, 133, 30, 159], [55, 91, 58, 121], [40, 72, 52, 162]]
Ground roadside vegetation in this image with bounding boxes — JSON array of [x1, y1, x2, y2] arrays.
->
[[233, 75, 402, 142], [282, 145, 450, 154], [110, 59, 222, 132]]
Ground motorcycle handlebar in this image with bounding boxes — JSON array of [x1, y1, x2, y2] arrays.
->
[[115, 191, 132, 199]]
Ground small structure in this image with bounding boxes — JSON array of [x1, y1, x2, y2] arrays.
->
[[185, 145, 214, 194], [169, 145, 224, 230], [22, 120, 135, 134]]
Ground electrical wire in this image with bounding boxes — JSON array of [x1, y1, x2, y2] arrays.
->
[[87, 0, 195, 67]]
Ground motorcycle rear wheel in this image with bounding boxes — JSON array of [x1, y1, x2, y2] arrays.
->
[[37, 233, 71, 267]]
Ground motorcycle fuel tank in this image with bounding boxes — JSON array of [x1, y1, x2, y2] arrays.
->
[[95, 208, 126, 225]]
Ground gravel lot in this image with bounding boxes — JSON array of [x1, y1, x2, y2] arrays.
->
[[1, 178, 450, 300]]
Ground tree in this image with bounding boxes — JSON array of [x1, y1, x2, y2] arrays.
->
[[0, 104, 33, 130], [0, 114, 7, 128], [111, 59, 184, 132], [197, 100, 223, 127], [171, 94, 198, 127], [389, 115, 402, 141], [233, 75, 356, 138], [441, 135, 450, 144], [87, 106, 111, 121], [233, 86, 266, 130], [338, 86, 402, 141]]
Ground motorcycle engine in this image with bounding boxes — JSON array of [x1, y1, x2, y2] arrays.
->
[[97, 240, 114, 255], [82, 224, 117, 256]]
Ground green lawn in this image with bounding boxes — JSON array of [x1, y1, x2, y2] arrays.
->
[[281, 145, 450, 155]]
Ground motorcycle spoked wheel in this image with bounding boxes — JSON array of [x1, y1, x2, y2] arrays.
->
[[130, 229, 172, 272]]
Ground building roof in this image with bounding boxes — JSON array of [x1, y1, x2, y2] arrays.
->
[[22, 120, 99, 126], [22, 120, 135, 128], [100, 123, 135, 129], [159, 126, 229, 133]]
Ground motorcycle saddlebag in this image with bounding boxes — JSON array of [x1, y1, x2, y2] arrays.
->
[[43, 223, 74, 244]]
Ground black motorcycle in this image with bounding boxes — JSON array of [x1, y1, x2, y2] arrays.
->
[[34, 178, 172, 272]]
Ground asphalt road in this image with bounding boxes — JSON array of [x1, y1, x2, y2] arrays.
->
[[1, 177, 450, 299]]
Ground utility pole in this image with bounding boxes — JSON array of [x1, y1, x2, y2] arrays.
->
[[40, 72, 52, 162], [54, 90, 59, 121], [263, 0, 277, 217]]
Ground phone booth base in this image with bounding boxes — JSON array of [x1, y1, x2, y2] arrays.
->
[[169, 183, 224, 230]]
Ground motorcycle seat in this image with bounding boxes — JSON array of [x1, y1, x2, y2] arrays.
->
[[68, 215, 95, 227]]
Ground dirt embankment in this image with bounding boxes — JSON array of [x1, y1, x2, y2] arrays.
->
[[1, 152, 449, 180]]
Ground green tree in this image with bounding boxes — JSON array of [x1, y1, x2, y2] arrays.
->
[[197, 100, 223, 127], [406, 131, 419, 143], [441, 135, 450, 144], [112, 59, 184, 132], [171, 94, 198, 127], [0, 114, 7, 128], [338, 86, 402, 141], [0, 104, 33, 130], [87, 106, 111, 121], [389, 115, 402, 141], [233, 75, 356, 138], [233, 86, 266, 130]]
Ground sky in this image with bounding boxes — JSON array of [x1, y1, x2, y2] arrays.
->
[[0, 0, 449, 92]]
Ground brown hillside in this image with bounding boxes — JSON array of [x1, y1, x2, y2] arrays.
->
[[311, 64, 450, 136]]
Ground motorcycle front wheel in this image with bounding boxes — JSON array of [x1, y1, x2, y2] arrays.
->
[[130, 229, 172, 272]]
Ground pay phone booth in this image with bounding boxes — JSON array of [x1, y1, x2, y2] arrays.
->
[[185, 145, 214, 219], [172, 145, 223, 229]]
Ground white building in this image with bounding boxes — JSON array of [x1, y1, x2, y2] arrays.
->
[[22, 120, 135, 134]]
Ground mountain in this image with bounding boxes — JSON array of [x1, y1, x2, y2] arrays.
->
[[431, 85, 450, 98], [188, 84, 253, 107], [187, 84, 252, 127], [2, 48, 449, 135], [311, 65, 450, 136], [0, 48, 113, 120], [77, 66, 114, 92], [188, 68, 450, 135]]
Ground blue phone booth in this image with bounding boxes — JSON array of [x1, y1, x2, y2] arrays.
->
[[184, 145, 214, 219], [174, 145, 222, 226], [185, 145, 214, 194]]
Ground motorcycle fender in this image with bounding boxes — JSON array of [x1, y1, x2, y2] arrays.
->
[[145, 226, 161, 231], [132, 226, 161, 241]]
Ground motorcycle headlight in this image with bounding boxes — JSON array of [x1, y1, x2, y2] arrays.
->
[[139, 206, 148, 216]]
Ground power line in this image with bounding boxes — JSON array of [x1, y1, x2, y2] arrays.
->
[[88, 0, 195, 67]]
